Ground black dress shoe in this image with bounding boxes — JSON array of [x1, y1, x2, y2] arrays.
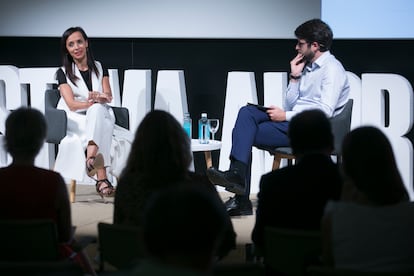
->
[[227, 197, 253, 217], [206, 167, 245, 195], [224, 196, 237, 212]]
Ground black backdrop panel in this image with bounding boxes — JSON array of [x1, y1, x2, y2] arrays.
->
[[1, 37, 414, 175]]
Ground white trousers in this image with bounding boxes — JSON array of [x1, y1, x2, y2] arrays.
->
[[54, 104, 131, 183]]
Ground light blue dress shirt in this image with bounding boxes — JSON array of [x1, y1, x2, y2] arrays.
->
[[284, 51, 350, 121]]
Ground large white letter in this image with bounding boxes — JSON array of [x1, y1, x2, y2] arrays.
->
[[108, 69, 122, 107], [19, 67, 58, 112], [154, 70, 188, 124], [0, 65, 27, 110], [262, 72, 288, 172], [346, 71, 362, 129], [362, 73, 414, 199], [219, 71, 260, 192], [19, 67, 58, 170], [0, 65, 22, 166], [122, 69, 152, 133]]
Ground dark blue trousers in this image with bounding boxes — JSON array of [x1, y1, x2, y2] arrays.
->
[[230, 105, 289, 199]]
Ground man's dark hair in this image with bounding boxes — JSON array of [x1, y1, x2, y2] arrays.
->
[[288, 109, 334, 155], [295, 18, 333, 52]]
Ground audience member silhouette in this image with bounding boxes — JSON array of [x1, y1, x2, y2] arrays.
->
[[0, 107, 96, 275], [127, 186, 229, 275], [113, 110, 236, 259], [252, 109, 342, 252], [0, 107, 9, 167], [322, 126, 414, 272]]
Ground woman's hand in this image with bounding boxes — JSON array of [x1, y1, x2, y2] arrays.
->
[[88, 91, 112, 104]]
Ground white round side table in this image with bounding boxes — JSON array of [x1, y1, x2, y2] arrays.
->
[[191, 139, 222, 168]]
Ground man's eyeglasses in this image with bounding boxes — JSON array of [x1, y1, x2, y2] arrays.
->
[[296, 41, 309, 47]]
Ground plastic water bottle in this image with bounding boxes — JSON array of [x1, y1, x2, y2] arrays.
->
[[183, 112, 192, 138], [198, 112, 209, 144]]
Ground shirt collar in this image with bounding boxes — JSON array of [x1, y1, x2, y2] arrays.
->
[[306, 51, 331, 72]]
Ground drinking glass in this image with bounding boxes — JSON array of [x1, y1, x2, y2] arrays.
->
[[208, 119, 220, 141]]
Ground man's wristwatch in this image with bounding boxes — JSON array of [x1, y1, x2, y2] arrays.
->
[[290, 74, 301, 80]]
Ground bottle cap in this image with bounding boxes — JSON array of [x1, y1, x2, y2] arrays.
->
[[201, 112, 207, 117]]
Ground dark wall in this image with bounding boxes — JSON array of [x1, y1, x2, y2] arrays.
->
[[0, 37, 296, 118], [1, 37, 414, 170], [2, 37, 413, 124]]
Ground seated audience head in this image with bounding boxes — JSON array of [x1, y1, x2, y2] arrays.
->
[[341, 126, 408, 205], [288, 109, 334, 157], [120, 110, 192, 183], [142, 185, 227, 273], [5, 107, 47, 160]]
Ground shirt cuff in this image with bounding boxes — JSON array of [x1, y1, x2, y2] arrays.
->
[[288, 81, 300, 89], [285, 111, 297, 121]]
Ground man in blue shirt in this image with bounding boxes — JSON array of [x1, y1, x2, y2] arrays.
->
[[207, 19, 350, 216]]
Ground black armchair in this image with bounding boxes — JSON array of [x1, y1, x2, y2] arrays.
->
[[44, 88, 130, 202], [259, 99, 353, 170], [45, 89, 67, 144]]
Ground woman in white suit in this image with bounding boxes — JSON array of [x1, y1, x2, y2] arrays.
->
[[54, 26, 129, 198]]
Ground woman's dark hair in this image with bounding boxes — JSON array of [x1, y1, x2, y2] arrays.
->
[[294, 18, 333, 52], [120, 110, 192, 186], [341, 126, 409, 205], [60, 26, 99, 85], [5, 107, 47, 158]]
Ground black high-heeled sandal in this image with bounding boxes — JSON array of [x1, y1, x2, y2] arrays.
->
[[86, 153, 105, 177], [95, 178, 115, 199]]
